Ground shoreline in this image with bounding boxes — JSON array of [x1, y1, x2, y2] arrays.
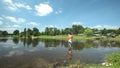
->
[[1, 35, 120, 42], [38, 35, 120, 42]]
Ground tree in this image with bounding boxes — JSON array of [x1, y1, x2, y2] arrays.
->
[[84, 28, 93, 36], [49, 28, 54, 36], [33, 27, 39, 36], [27, 28, 32, 37], [13, 30, 19, 35], [23, 28, 26, 37], [0, 31, 2, 37], [2, 31, 8, 37], [64, 28, 72, 34], [101, 28, 107, 35], [53, 28, 60, 35], [92, 28, 98, 33], [45, 27, 60, 36], [72, 25, 84, 34], [61, 29, 64, 35], [45, 27, 49, 35], [116, 28, 120, 35], [40, 32, 45, 35], [56, 28, 60, 35]]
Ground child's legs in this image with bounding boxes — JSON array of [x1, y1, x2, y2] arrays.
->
[[68, 42, 72, 47]]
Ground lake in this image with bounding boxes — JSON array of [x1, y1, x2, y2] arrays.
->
[[0, 37, 120, 68]]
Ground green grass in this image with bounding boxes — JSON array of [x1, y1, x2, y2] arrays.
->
[[102, 35, 120, 42], [12, 34, 120, 42], [39, 35, 101, 41], [38, 35, 120, 42], [109, 35, 120, 42], [12, 35, 20, 38], [39, 35, 67, 40], [107, 52, 120, 66]]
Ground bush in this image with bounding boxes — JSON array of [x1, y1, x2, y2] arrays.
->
[[84, 28, 93, 37], [107, 52, 120, 66]]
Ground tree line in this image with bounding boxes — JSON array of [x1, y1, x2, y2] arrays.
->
[[0, 25, 120, 37]]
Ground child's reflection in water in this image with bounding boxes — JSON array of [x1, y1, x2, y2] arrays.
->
[[67, 48, 73, 60]]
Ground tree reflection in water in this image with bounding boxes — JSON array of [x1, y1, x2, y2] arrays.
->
[[19, 38, 39, 47], [0, 38, 8, 42], [32, 38, 39, 47], [44, 39, 61, 48], [13, 38, 19, 44], [13, 38, 120, 50]]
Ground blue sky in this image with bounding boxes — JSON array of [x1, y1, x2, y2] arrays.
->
[[0, 0, 120, 33]]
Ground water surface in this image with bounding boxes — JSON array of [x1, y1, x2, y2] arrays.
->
[[0, 37, 120, 68]]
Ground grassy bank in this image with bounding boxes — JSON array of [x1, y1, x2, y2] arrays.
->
[[39, 35, 67, 40], [39, 35, 100, 40], [12, 34, 120, 42], [103, 35, 120, 42], [39, 35, 120, 42]]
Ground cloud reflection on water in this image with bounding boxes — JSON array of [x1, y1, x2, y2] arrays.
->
[[4, 50, 24, 57]]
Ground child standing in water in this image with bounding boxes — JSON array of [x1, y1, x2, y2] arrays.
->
[[68, 33, 73, 48]]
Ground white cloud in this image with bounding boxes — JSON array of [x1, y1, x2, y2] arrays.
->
[[13, 24, 20, 27], [92, 25, 119, 29], [28, 48, 39, 52], [3, 0, 12, 3], [15, 3, 32, 10], [55, 10, 62, 14], [50, 25, 54, 27], [5, 16, 26, 23], [92, 25, 102, 28], [28, 22, 39, 26], [3, 24, 20, 29], [0, 20, 3, 25], [0, 27, 17, 32], [35, 3, 53, 16], [72, 21, 83, 25], [4, 50, 24, 57], [103, 25, 119, 29], [45, 25, 59, 28], [0, 24, 20, 33], [0, 17, 3, 20], [3, 0, 32, 11]]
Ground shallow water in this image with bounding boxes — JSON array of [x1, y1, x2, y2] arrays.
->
[[0, 37, 120, 68]]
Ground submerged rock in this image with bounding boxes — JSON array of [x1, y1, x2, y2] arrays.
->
[[102, 62, 112, 66]]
